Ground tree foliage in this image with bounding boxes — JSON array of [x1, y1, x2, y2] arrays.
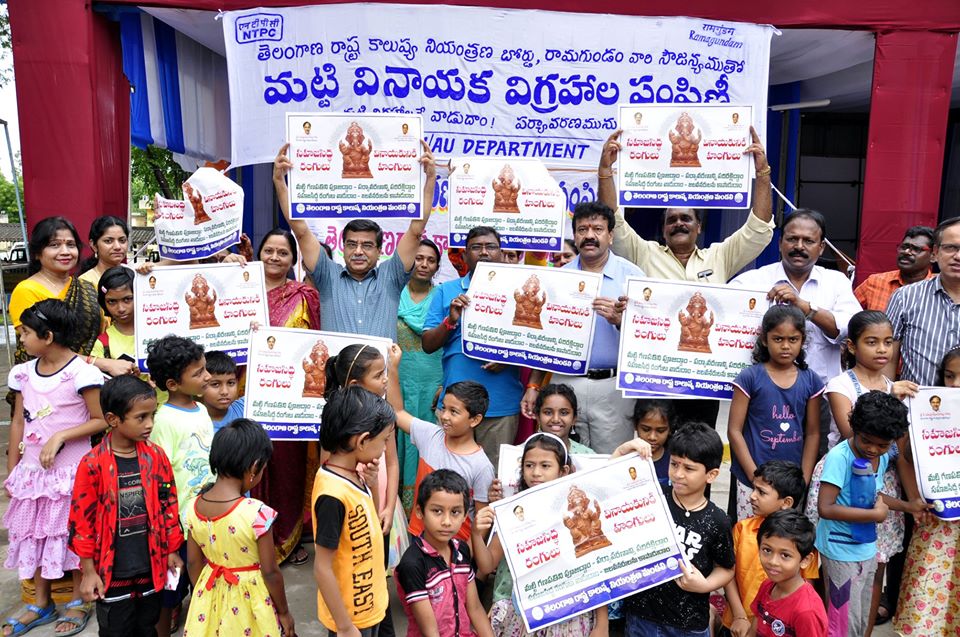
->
[[0, 170, 23, 222], [130, 145, 188, 204]]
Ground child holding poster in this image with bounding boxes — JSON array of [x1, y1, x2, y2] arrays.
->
[[472, 432, 609, 637], [727, 306, 824, 520], [894, 346, 960, 636]]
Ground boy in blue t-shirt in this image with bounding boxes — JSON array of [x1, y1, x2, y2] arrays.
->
[[815, 391, 925, 637], [201, 351, 245, 432]]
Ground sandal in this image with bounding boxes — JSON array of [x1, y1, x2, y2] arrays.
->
[[170, 604, 181, 635], [875, 600, 892, 626], [2, 602, 58, 636], [288, 544, 310, 566], [53, 600, 91, 637]]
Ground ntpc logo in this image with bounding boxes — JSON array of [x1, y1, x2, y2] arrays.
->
[[234, 13, 283, 44]]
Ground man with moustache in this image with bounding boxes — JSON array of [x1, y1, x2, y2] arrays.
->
[[731, 210, 861, 385], [597, 127, 774, 283], [520, 201, 646, 453], [422, 226, 522, 466], [854, 226, 935, 311]]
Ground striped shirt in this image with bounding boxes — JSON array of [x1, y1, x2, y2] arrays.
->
[[886, 275, 960, 385], [395, 535, 477, 637]]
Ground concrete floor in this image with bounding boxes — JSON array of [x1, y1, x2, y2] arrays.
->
[[0, 366, 896, 636]]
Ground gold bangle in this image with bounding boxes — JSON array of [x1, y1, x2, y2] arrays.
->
[[598, 169, 613, 179], [756, 166, 771, 177]]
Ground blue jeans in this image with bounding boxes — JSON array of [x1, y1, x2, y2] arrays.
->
[[626, 614, 710, 637]]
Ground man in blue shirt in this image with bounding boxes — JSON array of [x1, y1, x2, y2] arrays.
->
[[521, 201, 645, 453], [272, 141, 436, 340], [422, 226, 522, 467]]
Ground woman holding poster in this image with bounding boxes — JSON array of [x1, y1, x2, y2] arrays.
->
[[252, 228, 321, 565]]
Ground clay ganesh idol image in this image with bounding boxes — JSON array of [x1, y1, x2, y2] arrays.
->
[[512, 274, 546, 330], [339, 121, 374, 178], [668, 111, 703, 168], [492, 163, 521, 213], [302, 339, 330, 398], [677, 291, 714, 354], [185, 274, 220, 329], [182, 182, 212, 225], [562, 485, 612, 558]]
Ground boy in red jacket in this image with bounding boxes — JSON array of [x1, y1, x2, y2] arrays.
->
[[68, 376, 184, 636]]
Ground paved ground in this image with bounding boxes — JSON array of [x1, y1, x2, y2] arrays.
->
[[0, 346, 896, 636]]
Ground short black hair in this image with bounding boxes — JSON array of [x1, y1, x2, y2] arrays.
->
[[146, 335, 205, 389], [97, 266, 135, 313], [903, 225, 934, 245], [534, 383, 578, 415], [205, 350, 238, 378], [849, 390, 908, 441], [781, 208, 826, 240], [934, 216, 960, 246], [257, 227, 298, 264], [465, 226, 501, 246], [320, 386, 395, 452], [21, 299, 76, 347], [416, 468, 470, 512], [444, 381, 489, 418], [757, 509, 816, 558], [101, 375, 156, 420], [753, 460, 805, 506], [209, 418, 273, 479], [572, 201, 615, 232], [668, 421, 723, 471], [343, 219, 384, 248]]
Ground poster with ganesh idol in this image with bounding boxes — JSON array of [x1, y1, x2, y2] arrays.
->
[[134, 263, 268, 370], [244, 327, 391, 441], [286, 112, 424, 219], [616, 278, 767, 399], [907, 388, 960, 521], [617, 104, 753, 209], [461, 263, 602, 375], [492, 453, 684, 632]]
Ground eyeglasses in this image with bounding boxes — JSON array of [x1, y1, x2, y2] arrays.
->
[[937, 244, 960, 257], [467, 242, 500, 253], [898, 242, 931, 254], [344, 240, 377, 252]]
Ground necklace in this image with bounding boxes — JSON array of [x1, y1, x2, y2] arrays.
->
[[673, 492, 708, 518], [110, 444, 137, 456], [324, 461, 360, 475], [39, 270, 68, 291], [200, 493, 243, 503]]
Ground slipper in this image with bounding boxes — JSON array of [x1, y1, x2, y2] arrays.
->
[[875, 602, 891, 626], [170, 604, 181, 635], [2, 602, 58, 636], [54, 600, 91, 637], [288, 545, 310, 566]]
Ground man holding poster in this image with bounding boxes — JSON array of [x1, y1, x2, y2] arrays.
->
[[521, 201, 645, 454], [273, 141, 436, 341]]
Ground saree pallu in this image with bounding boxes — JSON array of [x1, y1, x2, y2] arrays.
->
[[253, 280, 321, 561], [10, 276, 101, 365], [396, 286, 443, 516]]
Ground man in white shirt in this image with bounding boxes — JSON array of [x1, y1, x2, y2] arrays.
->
[[731, 209, 862, 384]]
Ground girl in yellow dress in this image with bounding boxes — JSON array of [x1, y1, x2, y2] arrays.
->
[[182, 419, 295, 637]]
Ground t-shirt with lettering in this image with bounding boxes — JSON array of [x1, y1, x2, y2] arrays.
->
[[751, 579, 827, 637], [312, 466, 388, 631], [625, 488, 735, 631], [407, 417, 494, 542], [730, 363, 824, 486], [112, 454, 151, 579]]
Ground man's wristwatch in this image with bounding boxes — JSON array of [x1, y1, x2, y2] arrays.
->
[[805, 303, 819, 320]]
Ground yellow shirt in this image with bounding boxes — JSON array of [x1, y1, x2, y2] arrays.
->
[[9, 278, 68, 327], [91, 325, 167, 404], [78, 268, 101, 289], [311, 467, 387, 631], [722, 514, 820, 627], [612, 207, 774, 283]]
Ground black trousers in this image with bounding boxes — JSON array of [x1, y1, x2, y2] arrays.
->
[[96, 592, 162, 637]]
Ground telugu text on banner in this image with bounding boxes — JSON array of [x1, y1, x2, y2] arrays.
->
[[134, 263, 268, 369], [462, 263, 601, 374], [153, 167, 244, 261], [908, 388, 960, 521], [286, 113, 424, 219], [617, 104, 753, 209], [244, 327, 392, 441], [222, 6, 773, 168], [449, 159, 566, 251], [616, 278, 766, 399], [492, 453, 685, 631]]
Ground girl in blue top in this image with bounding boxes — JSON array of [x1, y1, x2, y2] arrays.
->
[[727, 305, 824, 521]]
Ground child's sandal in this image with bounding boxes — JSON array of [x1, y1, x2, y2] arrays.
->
[[53, 600, 92, 637], [1, 602, 57, 636]]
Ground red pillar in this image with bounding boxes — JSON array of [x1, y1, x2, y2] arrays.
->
[[8, 0, 129, 234], [857, 31, 957, 284]]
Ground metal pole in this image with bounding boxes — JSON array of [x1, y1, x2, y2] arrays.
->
[[0, 263, 11, 365], [0, 119, 27, 259]]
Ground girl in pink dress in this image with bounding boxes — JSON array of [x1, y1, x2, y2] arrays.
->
[[2, 299, 105, 636]]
